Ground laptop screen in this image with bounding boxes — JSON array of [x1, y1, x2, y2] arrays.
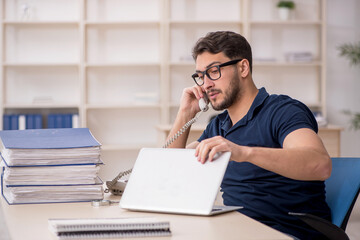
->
[[120, 148, 231, 215]]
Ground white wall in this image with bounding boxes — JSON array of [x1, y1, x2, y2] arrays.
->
[[327, 1, 360, 239], [327, 0, 360, 157]]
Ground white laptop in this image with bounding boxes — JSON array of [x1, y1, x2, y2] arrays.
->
[[119, 148, 242, 216]]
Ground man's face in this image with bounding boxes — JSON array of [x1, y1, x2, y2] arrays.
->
[[195, 52, 241, 111]]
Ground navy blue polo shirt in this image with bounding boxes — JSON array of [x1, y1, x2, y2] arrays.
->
[[198, 87, 331, 239]]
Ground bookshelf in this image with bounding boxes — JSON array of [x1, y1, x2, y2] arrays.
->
[[0, 0, 81, 131], [0, 0, 342, 179]]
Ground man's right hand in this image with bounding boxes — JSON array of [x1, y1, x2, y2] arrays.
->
[[179, 85, 207, 118], [165, 85, 206, 148]]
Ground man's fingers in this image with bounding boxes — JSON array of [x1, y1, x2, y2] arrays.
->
[[197, 137, 226, 164]]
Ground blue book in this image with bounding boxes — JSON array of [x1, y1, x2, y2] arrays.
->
[[0, 128, 101, 167], [47, 114, 56, 128], [63, 114, 72, 128], [0, 128, 100, 149], [10, 115, 19, 130], [55, 114, 63, 128], [34, 114, 42, 129], [3, 115, 11, 130], [26, 114, 34, 129]]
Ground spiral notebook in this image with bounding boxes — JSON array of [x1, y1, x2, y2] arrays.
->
[[48, 217, 171, 239]]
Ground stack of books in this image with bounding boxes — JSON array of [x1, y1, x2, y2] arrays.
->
[[0, 128, 104, 204]]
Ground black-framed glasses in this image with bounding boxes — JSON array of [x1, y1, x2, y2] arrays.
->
[[192, 59, 243, 86]]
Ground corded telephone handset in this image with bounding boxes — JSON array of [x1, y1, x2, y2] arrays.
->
[[104, 94, 209, 195]]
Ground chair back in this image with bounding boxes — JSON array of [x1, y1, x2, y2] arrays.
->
[[325, 157, 360, 230]]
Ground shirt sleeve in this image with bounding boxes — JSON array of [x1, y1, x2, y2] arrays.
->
[[271, 99, 318, 147], [198, 131, 206, 142]]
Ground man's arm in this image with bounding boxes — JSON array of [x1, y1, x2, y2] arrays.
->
[[195, 128, 331, 181], [165, 86, 205, 148], [165, 109, 194, 148], [186, 141, 200, 149]]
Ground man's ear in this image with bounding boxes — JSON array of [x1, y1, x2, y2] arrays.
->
[[239, 59, 250, 78]]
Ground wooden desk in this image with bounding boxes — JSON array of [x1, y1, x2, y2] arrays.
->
[[0, 194, 292, 240]]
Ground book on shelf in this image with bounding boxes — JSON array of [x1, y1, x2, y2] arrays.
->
[[2, 113, 79, 130], [19, 115, 26, 130], [48, 217, 171, 239], [48, 114, 79, 128], [0, 128, 104, 204], [3, 114, 43, 130], [3, 114, 18, 130], [26, 114, 43, 129]]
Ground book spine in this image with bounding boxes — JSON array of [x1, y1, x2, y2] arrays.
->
[[47, 114, 56, 128], [26, 115, 34, 129], [55, 115, 63, 128], [10, 115, 19, 130], [34, 114, 43, 129], [47, 114, 78, 128], [18, 115, 26, 130], [3, 115, 11, 130], [72, 114, 79, 128]]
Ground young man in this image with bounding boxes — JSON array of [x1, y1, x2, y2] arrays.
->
[[167, 31, 332, 239]]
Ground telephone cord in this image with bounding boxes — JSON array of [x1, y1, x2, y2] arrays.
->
[[104, 168, 132, 193], [104, 111, 203, 194], [162, 111, 203, 148]]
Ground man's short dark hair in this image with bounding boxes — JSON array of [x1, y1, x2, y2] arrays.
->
[[192, 31, 253, 73]]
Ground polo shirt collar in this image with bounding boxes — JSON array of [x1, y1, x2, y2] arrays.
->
[[219, 87, 269, 133], [247, 87, 269, 121]]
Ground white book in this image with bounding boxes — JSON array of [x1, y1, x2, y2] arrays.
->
[[1, 179, 104, 204], [3, 165, 101, 186], [18, 115, 26, 130], [72, 114, 79, 128]]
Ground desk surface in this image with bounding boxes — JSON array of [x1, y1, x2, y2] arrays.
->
[[1, 194, 292, 240]]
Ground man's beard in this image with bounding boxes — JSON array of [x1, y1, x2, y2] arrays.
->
[[210, 73, 241, 111]]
